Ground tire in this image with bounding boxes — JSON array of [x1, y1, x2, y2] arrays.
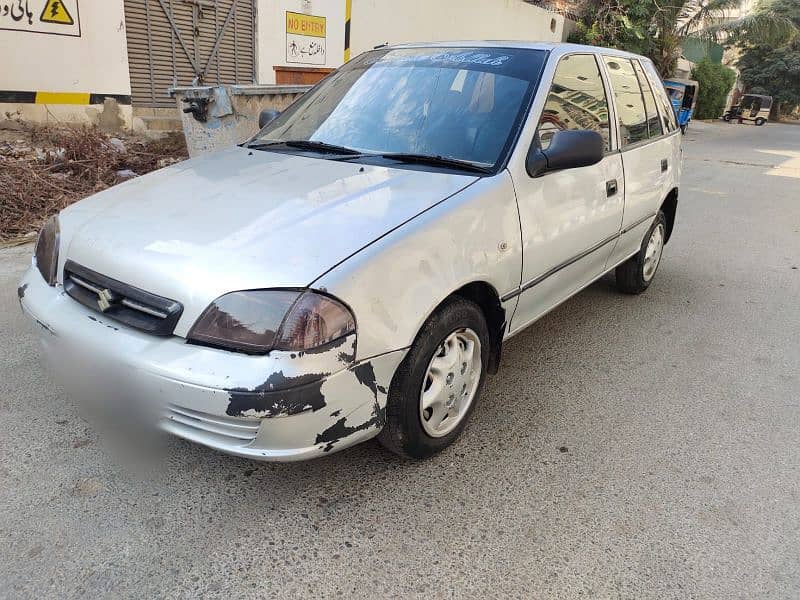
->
[[755, 117, 767, 126], [615, 211, 667, 295], [723, 114, 731, 122], [378, 297, 489, 459]]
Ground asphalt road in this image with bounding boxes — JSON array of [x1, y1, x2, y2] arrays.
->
[[1, 122, 799, 599]]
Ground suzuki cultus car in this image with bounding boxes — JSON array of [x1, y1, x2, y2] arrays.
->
[[19, 42, 681, 460]]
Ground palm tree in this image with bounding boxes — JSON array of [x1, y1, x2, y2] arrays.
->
[[699, 0, 799, 46], [571, 0, 798, 76]]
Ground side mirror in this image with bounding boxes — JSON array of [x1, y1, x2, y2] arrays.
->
[[258, 109, 281, 129], [526, 130, 604, 178]]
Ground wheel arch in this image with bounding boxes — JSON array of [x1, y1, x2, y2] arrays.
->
[[661, 187, 679, 243], [434, 281, 506, 375]]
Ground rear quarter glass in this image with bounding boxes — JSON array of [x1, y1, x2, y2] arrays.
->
[[641, 59, 678, 132]]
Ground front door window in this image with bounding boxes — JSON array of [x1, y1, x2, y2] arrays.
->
[[537, 53, 611, 151]]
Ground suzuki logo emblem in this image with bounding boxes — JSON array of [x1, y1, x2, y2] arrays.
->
[[97, 288, 115, 312]]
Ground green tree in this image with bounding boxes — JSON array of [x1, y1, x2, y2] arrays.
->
[[690, 58, 738, 118], [570, 0, 797, 77], [738, 40, 800, 116], [568, 1, 652, 55], [735, 0, 800, 117], [705, 0, 799, 44]]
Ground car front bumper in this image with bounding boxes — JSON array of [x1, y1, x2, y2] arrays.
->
[[17, 265, 406, 461]]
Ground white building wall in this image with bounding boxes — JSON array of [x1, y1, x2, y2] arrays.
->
[[349, 0, 565, 54], [1, 0, 566, 123], [257, 0, 346, 84], [0, 0, 132, 127], [256, 0, 564, 84]]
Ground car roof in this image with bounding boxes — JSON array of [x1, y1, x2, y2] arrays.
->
[[386, 40, 651, 61]]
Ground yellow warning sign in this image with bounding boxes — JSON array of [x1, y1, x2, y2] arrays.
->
[[286, 11, 326, 38], [40, 0, 75, 25]]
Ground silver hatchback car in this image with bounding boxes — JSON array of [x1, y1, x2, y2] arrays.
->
[[19, 42, 681, 460]]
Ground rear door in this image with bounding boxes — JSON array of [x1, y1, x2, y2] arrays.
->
[[508, 53, 624, 334], [602, 55, 678, 267]]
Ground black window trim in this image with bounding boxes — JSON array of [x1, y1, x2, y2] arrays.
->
[[639, 60, 680, 133], [632, 58, 664, 139], [495, 49, 552, 174], [639, 58, 679, 133]]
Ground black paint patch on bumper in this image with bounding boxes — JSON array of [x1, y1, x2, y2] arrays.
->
[[353, 362, 387, 396], [315, 408, 383, 453], [226, 371, 328, 418], [315, 361, 389, 452]]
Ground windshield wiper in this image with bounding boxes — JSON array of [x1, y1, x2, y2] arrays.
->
[[247, 139, 364, 155], [245, 142, 492, 173], [371, 153, 493, 174]]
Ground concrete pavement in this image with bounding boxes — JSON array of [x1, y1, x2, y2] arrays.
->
[[1, 121, 798, 599]]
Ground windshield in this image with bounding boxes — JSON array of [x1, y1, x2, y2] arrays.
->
[[252, 47, 548, 171]]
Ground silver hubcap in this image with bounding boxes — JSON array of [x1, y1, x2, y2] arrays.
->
[[419, 328, 482, 438], [643, 222, 665, 282]]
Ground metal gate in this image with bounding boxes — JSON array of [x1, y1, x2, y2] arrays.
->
[[124, 0, 255, 107]]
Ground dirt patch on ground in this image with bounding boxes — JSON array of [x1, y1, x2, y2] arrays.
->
[[0, 124, 188, 244]]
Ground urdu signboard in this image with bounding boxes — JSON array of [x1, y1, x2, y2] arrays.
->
[[285, 10, 326, 65], [0, 0, 81, 37]]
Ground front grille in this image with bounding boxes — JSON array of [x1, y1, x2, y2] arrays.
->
[[63, 260, 183, 336], [164, 404, 260, 444]]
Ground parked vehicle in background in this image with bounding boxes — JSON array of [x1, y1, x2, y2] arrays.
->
[[18, 42, 682, 462], [723, 94, 773, 126], [664, 78, 699, 133]]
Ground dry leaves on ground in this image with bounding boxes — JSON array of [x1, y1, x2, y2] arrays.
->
[[0, 125, 188, 243]]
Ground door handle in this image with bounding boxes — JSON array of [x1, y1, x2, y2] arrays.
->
[[661, 158, 669, 172], [606, 179, 618, 197]]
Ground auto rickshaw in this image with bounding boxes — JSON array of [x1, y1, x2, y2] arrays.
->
[[664, 79, 698, 134], [722, 94, 772, 126]]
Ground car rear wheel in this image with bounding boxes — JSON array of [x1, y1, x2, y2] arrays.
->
[[378, 297, 489, 459], [755, 117, 767, 126], [615, 211, 667, 295]]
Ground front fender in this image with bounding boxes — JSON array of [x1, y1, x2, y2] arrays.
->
[[314, 172, 522, 360]]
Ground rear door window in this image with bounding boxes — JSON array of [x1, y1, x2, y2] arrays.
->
[[602, 56, 649, 147], [633, 60, 663, 138], [537, 53, 611, 152]]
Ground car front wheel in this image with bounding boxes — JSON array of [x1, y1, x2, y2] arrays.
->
[[378, 297, 489, 459], [615, 211, 667, 295]]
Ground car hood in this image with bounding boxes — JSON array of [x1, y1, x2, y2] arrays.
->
[[61, 146, 476, 324]]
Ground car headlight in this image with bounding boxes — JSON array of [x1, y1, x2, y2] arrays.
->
[[34, 215, 60, 286], [187, 290, 356, 355]]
